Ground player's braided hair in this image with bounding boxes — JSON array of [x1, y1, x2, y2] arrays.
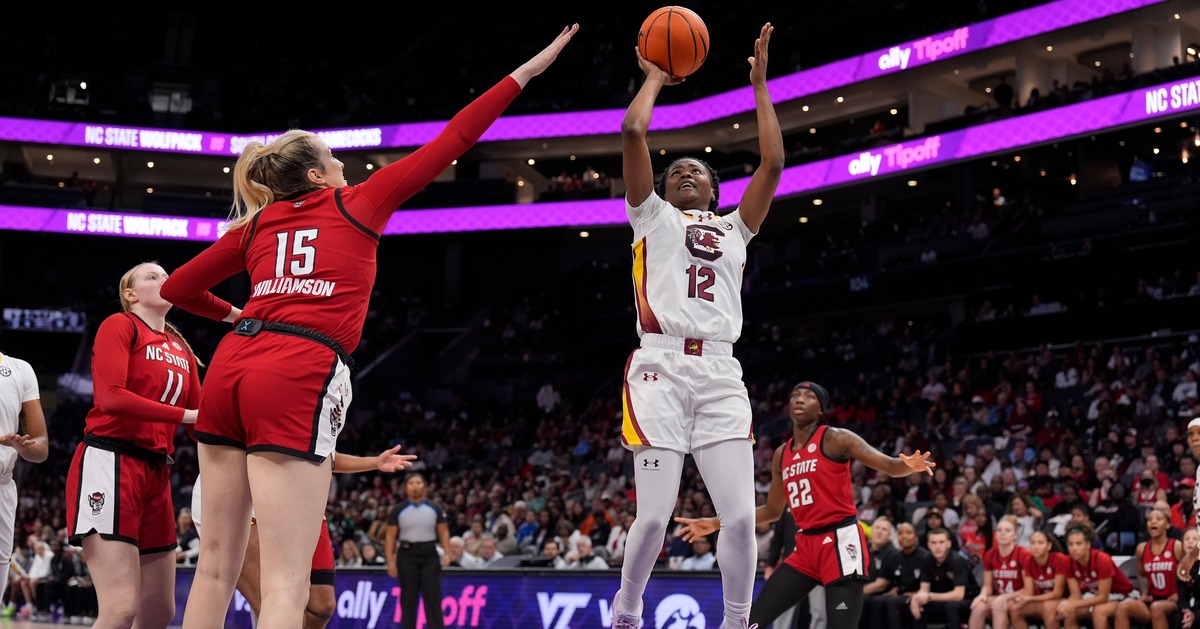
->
[[655, 158, 720, 213]]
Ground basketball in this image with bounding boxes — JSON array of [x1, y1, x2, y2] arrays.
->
[[637, 6, 710, 78]]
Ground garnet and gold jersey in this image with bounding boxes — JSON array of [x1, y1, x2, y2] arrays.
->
[[628, 194, 753, 344]]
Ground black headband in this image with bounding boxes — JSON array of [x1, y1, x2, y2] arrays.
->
[[792, 381, 829, 413]]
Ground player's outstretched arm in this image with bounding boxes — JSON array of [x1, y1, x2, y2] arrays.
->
[[829, 427, 935, 478]]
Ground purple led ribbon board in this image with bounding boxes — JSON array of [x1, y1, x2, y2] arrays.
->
[[3, 73, 1199, 240], [0, 0, 1163, 154]]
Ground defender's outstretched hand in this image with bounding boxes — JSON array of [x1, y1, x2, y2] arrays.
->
[[510, 24, 580, 88], [900, 450, 936, 476]]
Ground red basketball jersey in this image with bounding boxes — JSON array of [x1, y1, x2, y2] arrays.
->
[[1069, 549, 1134, 596], [984, 544, 1032, 595], [161, 78, 524, 354], [1025, 551, 1071, 595], [781, 425, 857, 531], [1141, 539, 1179, 598], [85, 312, 200, 454]]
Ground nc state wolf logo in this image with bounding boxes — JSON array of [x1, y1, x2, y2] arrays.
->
[[846, 543, 858, 561], [330, 401, 343, 437], [327, 385, 347, 437], [88, 491, 105, 516]]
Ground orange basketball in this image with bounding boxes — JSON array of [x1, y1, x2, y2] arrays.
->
[[637, 6, 710, 78]]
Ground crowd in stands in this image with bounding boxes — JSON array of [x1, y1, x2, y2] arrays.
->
[[5, 252, 1199, 618]]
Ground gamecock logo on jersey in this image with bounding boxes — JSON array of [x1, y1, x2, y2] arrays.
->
[[685, 224, 725, 262], [88, 491, 105, 516]]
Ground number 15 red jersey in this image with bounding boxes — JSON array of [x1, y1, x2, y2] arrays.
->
[[781, 425, 858, 531]]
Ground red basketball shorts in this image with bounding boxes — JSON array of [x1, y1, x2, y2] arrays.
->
[[784, 519, 871, 585], [66, 442, 176, 553], [196, 333, 352, 462]]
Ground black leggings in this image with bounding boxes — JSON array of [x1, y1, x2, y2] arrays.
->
[[749, 564, 866, 629]]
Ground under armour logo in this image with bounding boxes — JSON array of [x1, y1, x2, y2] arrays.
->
[[643, 372, 659, 381], [238, 320, 253, 332], [642, 458, 660, 468]]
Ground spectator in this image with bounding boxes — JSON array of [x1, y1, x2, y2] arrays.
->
[[175, 509, 200, 566], [1172, 478, 1197, 531], [861, 517, 900, 629], [1091, 481, 1144, 555], [23, 537, 53, 619], [461, 535, 505, 569], [1006, 494, 1043, 548], [542, 539, 567, 570], [63, 548, 96, 625], [462, 515, 487, 557], [516, 508, 541, 554], [564, 536, 608, 570], [445, 537, 466, 568], [337, 540, 363, 567], [492, 523, 519, 557], [361, 543, 386, 567], [606, 511, 634, 566], [679, 536, 716, 571], [535, 382, 562, 414]]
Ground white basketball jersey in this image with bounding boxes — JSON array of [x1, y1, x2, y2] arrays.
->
[[0, 353, 39, 478], [627, 194, 753, 343]]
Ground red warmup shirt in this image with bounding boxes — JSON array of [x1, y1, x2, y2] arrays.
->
[[86, 312, 200, 454], [1025, 551, 1071, 595], [1069, 548, 1134, 597], [781, 425, 858, 531], [160, 77, 524, 353], [983, 544, 1032, 595]]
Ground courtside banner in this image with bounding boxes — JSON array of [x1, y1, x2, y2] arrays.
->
[[172, 568, 760, 629]]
